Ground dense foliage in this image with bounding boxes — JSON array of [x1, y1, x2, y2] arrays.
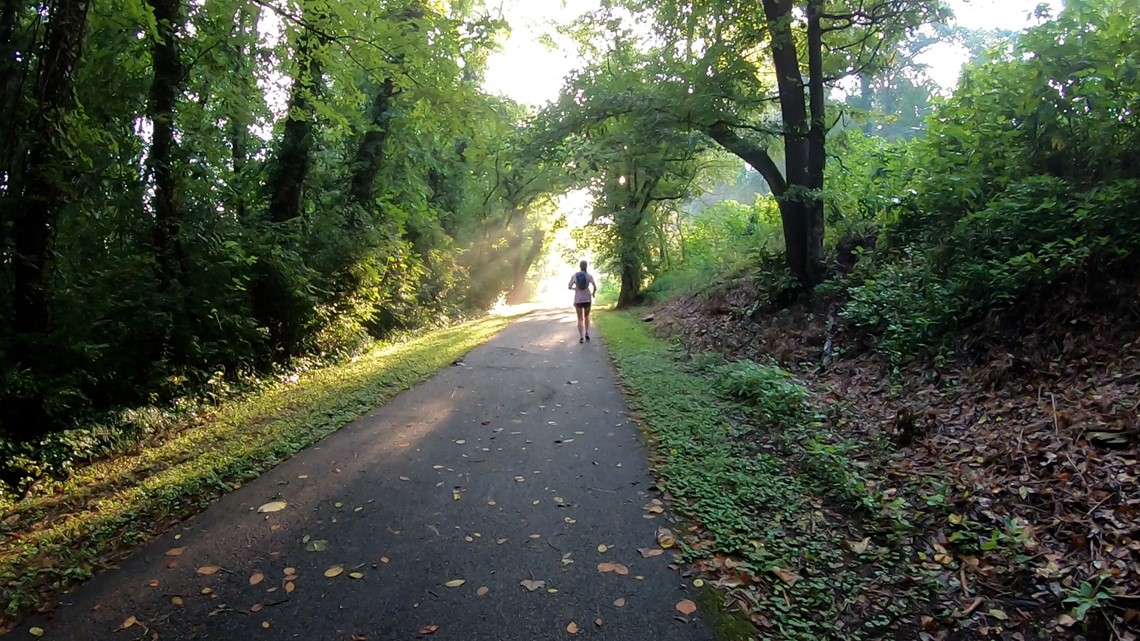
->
[[0, 0, 553, 456]]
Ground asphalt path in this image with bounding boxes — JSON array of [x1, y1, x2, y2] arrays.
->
[[21, 308, 715, 641]]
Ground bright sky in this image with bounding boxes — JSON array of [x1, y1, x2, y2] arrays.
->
[[482, 0, 1063, 107]]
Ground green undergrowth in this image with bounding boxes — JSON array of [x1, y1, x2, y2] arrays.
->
[[598, 310, 935, 640], [0, 314, 511, 627]]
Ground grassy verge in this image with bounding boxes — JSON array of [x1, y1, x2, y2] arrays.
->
[[597, 310, 935, 640], [0, 313, 512, 628]]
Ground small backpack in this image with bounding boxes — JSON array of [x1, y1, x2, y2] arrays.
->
[[574, 271, 589, 290]]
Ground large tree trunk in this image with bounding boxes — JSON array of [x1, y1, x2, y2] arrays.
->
[[804, 0, 827, 280], [6, 0, 91, 439], [145, 0, 187, 294], [267, 13, 324, 223], [348, 77, 396, 208], [12, 0, 90, 337]]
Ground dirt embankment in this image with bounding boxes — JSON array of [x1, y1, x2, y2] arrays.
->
[[650, 274, 1140, 640]]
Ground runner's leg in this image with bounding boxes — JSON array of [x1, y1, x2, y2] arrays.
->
[[584, 306, 591, 340], [576, 305, 585, 340]]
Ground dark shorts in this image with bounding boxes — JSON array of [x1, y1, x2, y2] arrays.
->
[[574, 302, 592, 310]]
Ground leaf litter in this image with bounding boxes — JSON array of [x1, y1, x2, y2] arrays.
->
[[651, 279, 1140, 639]]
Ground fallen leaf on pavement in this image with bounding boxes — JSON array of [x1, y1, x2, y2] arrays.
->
[[171, 596, 183, 606], [417, 625, 440, 636], [200, 587, 213, 595], [566, 621, 579, 634], [29, 628, 44, 637], [595, 618, 603, 627], [380, 556, 390, 564], [692, 578, 705, 587], [304, 539, 328, 552], [676, 600, 697, 615], [613, 597, 626, 607], [122, 616, 137, 629], [477, 586, 489, 596], [848, 537, 871, 554], [638, 547, 663, 558], [257, 501, 287, 513], [283, 567, 296, 576], [613, 563, 629, 575], [285, 582, 295, 594], [249, 572, 264, 586], [165, 547, 185, 557], [349, 572, 364, 579], [197, 566, 220, 575], [324, 566, 344, 578], [261, 621, 270, 629], [250, 603, 263, 613], [147, 579, 159, 588], [597, 544, 608, 553], [444, 579, 465, 588], [656, 528, 675, 549], [520, 579, 545, 591]]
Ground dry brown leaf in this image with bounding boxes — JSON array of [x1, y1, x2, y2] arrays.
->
[[249, 572, 264, 586], [200, 587, 213, 595], [147, 579, 159, 588], [380, 556, 390, 564], [250, 603, 264, 613], [29, 628, 44, 637], [417, 625, 440, 636], [261, 621, 270, 629], [566, 621, 579, 634], [613, 597, 626, 607], [171, 596, 184, 606], [770, 567, 799, 587], [444, 579, 465, 588], [597, 544, 608, 553], [257, 501, 287, 513], [519, 579, 545, 591], [197, 566, 220, 576], [122, 616, 138, 629], [349, 572, 364, 580], [594, 618, 603, 627], [285, 581, 295, 594], [477, 586, 489, 596], [656, 527, 675, 549], [597, 563, 617, 574], [638, 547, 664, 558], [165, 547, 185, 557], [613, 563, 629, 576], [676, 600, 697, 615], [324, 566, 344, 578]]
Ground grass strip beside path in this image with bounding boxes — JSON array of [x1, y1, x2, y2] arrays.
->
[[0, 314, 511, 627], [597, 310, 932, 641]]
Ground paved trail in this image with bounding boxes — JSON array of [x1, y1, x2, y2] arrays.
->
[[25, 309, 715, 641]]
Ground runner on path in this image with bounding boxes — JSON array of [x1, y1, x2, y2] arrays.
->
[[567, 260, 597, 343]]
